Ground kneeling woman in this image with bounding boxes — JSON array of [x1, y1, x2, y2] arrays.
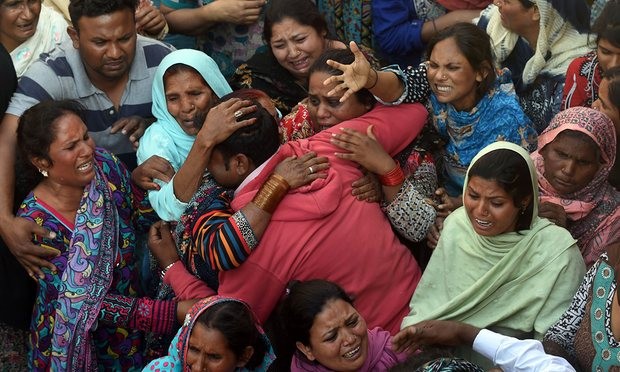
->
[[16, 101, 181, 370], [146, 296, 275, 371], [399, 142, 586, 367], [281, 280, 408, 371]]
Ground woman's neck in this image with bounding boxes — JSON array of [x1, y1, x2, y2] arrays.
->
[[521, 25, 540, 52], [0, 37, 20, 54], [34, 180, 84, 219]]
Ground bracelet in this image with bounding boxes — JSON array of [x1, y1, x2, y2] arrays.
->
[[432, 19, 438, 34], [379, 164, 405, 186], [160, 261, 178, 281], [252, 173, 290, 214], [367, 69, 379, 90]]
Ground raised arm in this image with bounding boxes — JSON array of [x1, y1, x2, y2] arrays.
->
[[324, 41, 431, 104]]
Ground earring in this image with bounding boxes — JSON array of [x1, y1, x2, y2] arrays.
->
[[520, 204, 527, 215], [39, 169, 48, 177]]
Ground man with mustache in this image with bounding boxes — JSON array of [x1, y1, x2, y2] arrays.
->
[[0, 0, 173, 281]]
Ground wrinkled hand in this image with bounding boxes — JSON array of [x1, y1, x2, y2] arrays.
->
[[274, 152, 328, 189], [212, 0, 265, 24], [110, 116, 148, 149], [331, 126, 396, 176], [177, 298, 201, 323], [538, 201, 567, 227], [324, 41, 373, 102], [197, 98, 257, 146], [425, 188, 461, 217], [132, 155, 175, 191], [426, 216, 445, 249], [148, 221, 180, 269], [392, 320, 479, 354], [351, 172, 381, 202], [136, 3, 167, 36], [0, 216, 59, 279]]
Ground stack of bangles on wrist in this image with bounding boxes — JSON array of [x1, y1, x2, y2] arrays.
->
[[252, 173, 290, 214], [160, 261, 178, 281], [379, 164, 405, 186]]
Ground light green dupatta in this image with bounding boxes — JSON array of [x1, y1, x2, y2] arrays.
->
[[402, 142, 585, 342]]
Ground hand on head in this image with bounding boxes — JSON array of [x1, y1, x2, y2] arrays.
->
[[198, 98, 257, 145]]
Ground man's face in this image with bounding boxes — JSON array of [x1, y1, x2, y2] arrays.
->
[[70, 8, 136, 82]]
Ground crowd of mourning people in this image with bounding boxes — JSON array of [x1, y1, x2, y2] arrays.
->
[[0, 0, 619, 369]]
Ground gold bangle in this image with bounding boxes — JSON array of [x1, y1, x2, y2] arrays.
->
[[252, 173, 290, 214]]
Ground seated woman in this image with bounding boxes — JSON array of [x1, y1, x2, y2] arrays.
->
[[15, 100, 185, 370], [593, 66, 620, 188], [281, 280, 409, 371], [137, 49, 256, 221], [399, 142, 586, 368], [328, 22, 536, 197], [145, 296, 275, 371], [0, 0, 68, 77], [534, 107, 620, 267], [543, 242, 620, 371], [230, 0, 378, 115], [562, 0, 620, 109], [477, 0, 591, 132]]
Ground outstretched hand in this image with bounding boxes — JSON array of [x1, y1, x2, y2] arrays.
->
[[392, 320, 480, 354], [324, 41, 373, 102]]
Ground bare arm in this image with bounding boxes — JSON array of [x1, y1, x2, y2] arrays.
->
[[325, 41, 405, 103], [0, 113, 57, 278], [172, 99, 256, 203], [161, 0, 265, 36], [419, 10, 482, 43]]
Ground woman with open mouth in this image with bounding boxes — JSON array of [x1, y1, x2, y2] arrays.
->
[[398, 142, 585, 369], [280, 279, 410, 371]]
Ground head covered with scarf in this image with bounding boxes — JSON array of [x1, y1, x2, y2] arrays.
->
[[532, 106, 620, 266], [138, 49, 233, 170], [402, 142, 585, 364], [145, 296, 275, 371]]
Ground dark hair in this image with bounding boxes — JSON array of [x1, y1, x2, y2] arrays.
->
[[308, 48, 376, 108], [163, 63, 209, 91], [263, 0, 328, 43], [16, 100, 86, 189], [426, 23, 496, 99], [593, 0, 620, 48], [604, 66, 620, 111], [69, 0, 137, 30], [467, 149, 534, 231], [554, 129, 601, 163], [281, 280, 353, 347], [212, 94, 280, 167], [227, 88, 272, 102], [196, 301, 268, 369]]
